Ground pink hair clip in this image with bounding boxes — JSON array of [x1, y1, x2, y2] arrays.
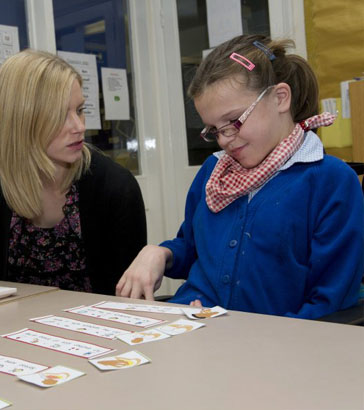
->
[[229, 52, 255, 71]]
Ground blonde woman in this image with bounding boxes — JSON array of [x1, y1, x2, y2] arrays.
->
[[0, 49, 146, 294]]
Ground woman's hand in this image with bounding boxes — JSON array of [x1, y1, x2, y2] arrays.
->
[[115, 245, 173, 300]]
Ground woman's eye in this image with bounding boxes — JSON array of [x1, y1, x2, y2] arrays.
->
[[77, 107, 85, 115]]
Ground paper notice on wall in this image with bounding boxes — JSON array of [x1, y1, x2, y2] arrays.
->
[[101, 67, 130, 120], [0, 24, 20, 65], [340, 80, 355, 119], [206, 0, 243, 48], [57, 50, 101, 130], [321, 98, 337, 115]]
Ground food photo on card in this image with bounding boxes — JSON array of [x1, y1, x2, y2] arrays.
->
[[116, 328, 171, 345], [17, 365, 85, 388], [182, 306, 228, 320], [89, 351, 150, 371], [155, 319, 205, 336]]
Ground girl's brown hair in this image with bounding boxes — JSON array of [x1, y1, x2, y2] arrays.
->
[[188, 34, 319, 123]]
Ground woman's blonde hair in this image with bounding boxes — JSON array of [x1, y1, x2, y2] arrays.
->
[[0, 49, 91, 218], [188, 34, 319, 123]]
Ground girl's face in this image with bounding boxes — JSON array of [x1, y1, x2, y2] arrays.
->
[[194, 78, 293, 169], [46, 79, 86, 171]]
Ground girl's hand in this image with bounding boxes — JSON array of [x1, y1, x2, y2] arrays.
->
[[189, 299, 203, 308], [115, 245, 172, 300]]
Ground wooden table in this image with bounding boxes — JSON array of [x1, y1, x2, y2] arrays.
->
[[0, 289, 363, 410], [0, 281, 58, 305]]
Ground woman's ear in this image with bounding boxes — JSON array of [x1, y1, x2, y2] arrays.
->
[[274, 82, 291, 114]]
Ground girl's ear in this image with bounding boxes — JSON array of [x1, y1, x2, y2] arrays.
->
[[274, 82, 291, 114]]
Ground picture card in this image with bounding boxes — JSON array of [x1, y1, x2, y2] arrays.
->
[[93, 301, 183, 315], [18, 365, 85, 388], [30, 315, 130, 340], [2, 328, 115, 359], [0, 354, 48, 376], [0, 286, 16, 299], [182, 306, 228, 320], [64, 305, 165, 328], [116, 329, 170, 345], [155, 319, 205, 336], [0, 398, 11, 409], [89, 351, 150, 371]]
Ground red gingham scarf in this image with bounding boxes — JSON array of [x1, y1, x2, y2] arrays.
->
[[206, 112, 336, 213]]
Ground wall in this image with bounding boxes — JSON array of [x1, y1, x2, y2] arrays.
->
[[304, 0, 364, 100]]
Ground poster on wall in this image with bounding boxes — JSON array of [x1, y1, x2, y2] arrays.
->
[[0, 24, 20, 65], [57, 50, 101, 130], [206, 0, 243, 48], [101, 67, 130, 121]]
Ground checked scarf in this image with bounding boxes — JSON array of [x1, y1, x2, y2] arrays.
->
[[205, 112, 336, 213]]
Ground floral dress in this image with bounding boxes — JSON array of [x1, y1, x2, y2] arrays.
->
[[7, 184, 92, 292]]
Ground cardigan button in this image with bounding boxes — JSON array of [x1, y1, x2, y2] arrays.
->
[[222, 275, 231, 284], [229, 239, 238, 248]]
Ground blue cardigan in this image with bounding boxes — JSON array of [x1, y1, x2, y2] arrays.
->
[[161, 154, 364, 319]]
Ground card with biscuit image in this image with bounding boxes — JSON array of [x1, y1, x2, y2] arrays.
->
[[182, 306, 228, 320], [18, 365, 85, 388], [116, 329, 170, 345], [155, 319, 205, 336], [89, 351, 150, 371]]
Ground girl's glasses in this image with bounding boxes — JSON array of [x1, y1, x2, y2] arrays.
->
[[200, 86, 274, 142]]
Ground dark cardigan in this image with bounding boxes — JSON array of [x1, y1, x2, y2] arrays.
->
[[0, 150, 147, 295]]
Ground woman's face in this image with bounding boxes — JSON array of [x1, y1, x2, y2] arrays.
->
[[46, 79, 86, 170], [194, 78, 291, 169]]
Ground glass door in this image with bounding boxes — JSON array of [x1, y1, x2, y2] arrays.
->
[[53, 0, 140, 174], [0, 0, 28, 64]]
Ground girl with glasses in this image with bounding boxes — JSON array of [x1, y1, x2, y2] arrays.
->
[[117, 34, 364, 319]]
